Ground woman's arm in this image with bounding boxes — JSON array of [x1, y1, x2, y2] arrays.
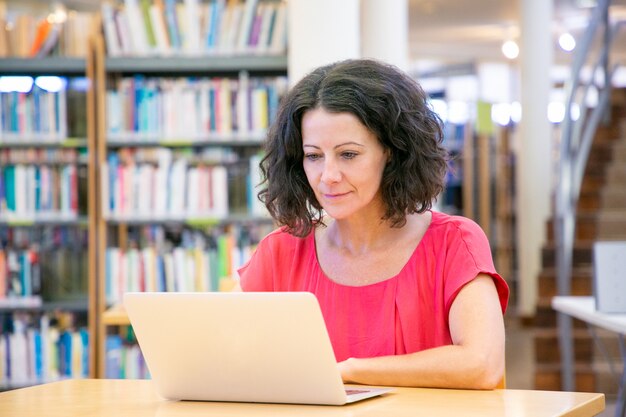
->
[[337, 274, 506, 390]]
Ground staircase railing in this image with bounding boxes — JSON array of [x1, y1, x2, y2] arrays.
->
[[555, 0, 620, 392]]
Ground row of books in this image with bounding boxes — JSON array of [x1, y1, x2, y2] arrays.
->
[[0, 227, 89, 302], [0, 4, 94, 58], [0, 86, 68, 140], [38, 246, 89, 302], [105, 334, 148, 379], [0, 224, 89, 250], [104, 146, 239, 165], [101, 148, 267, 220], [0, 164, 82, 219], [106, 73, 288, 139], [104, 220, 271, 248], [105, 233, 254, 303], [0, 248, 40, 299], [0, 148, 85, 165], [101, 0, 287, 57], [0, 314, 89, 386], [103, 153, 228, 219]]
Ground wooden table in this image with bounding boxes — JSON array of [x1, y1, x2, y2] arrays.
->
[[0, 379, 605, 417]]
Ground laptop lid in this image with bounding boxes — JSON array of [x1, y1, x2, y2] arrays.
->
[[123, 291, 391, 405]]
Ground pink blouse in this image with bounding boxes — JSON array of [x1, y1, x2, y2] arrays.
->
[[238, 210, 509, 362]]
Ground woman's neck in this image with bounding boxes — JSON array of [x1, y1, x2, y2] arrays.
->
[[320, 212, 429, 256]]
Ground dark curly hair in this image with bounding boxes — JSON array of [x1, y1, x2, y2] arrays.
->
[[258, 58, 448, 237]]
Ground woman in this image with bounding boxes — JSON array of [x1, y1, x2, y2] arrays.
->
[[237, 59, 509, 390]]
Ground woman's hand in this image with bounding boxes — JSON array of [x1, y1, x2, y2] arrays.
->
[[337, 358, 357, 383]]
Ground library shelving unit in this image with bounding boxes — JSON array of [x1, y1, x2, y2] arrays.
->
[[0, 54, 98, 388], [436, 106, 516, 292], [90, 34, 287, 378]]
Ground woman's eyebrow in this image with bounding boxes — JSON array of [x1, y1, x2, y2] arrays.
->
[[302, 142, 365, 149]]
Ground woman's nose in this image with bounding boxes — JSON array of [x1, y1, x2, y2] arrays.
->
[[320, 159, 341, 184]]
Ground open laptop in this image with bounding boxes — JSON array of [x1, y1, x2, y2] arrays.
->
[[123, 291, 393, 405]]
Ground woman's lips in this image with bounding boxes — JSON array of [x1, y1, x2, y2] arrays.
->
[[323, 192, 350, 199]]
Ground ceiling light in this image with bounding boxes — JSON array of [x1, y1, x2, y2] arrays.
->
[[448, 101, 470, 124], [548, 102, 565, 123], [35, 76, 66, 93], [558, 33, 576, 52], [501, 40, 519, 60], [491, 103, 512, 126], [0, 76, 34, 93]]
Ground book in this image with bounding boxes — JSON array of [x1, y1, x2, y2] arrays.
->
[[141, 247, 156, 292], [149, 2, 170, 55], [211, 165, 228, 217], [124, 0, 150, 54], [155, 253, 166, 291], [105, 334, 123, 379], [269, 2, 286, 55], [32, 22, 62, 58], [139, 0, 157, 49], [79, 328, 89, 378], [0, 250, 6, 298], [173, 247, 186, 291], [9, 330, 28, 383], [224, 2, 243, 54], [251, 83, 268, 133], [114, 8, 134, 55], [183, 0, 201, 54], [153, 148, 171, 216], [196, 248, 210, 291], [236, 0, 258, 53], [62, 9, 94, 57], [163, 0, 181, 49], [0, 335, 5, 382], [3, 166, 15, 211], [13, 14, 33, 57], [204, 0, 224, 52], [217, 1, 234, 54], [163, 252, 175, 292], [71, 332, 83, 378], [168, 157, 187, 214], [29, 18, 53, 57], [247, 2, 264, 51]]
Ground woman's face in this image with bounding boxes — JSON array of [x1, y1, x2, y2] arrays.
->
[[301, 107, 388, 221]]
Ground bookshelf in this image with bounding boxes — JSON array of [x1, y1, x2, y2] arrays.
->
[[1, 0, 290, 383], [91, 1, 288, 377], [0, 58, 87, 75], [0, 52, 96, 388]]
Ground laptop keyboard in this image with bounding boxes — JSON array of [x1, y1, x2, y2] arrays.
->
[[345, 389, 371, 395]]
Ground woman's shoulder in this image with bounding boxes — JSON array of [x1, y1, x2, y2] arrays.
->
[[428, 210, 487, 239], [259, 226, 314, 249]]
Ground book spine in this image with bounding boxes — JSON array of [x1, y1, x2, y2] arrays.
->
[[149, 3, 170, 55], [124, 0, 150, 54], [163, 0, 181, 49], [102, 2, 122, 57]]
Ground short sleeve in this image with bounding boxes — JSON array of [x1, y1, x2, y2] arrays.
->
[[442, 217, 509, 315], [237, 232, 277, 291]]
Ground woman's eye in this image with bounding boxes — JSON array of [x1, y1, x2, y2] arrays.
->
[[342, 152, 357, 159], [305, 153, 321, 161]]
